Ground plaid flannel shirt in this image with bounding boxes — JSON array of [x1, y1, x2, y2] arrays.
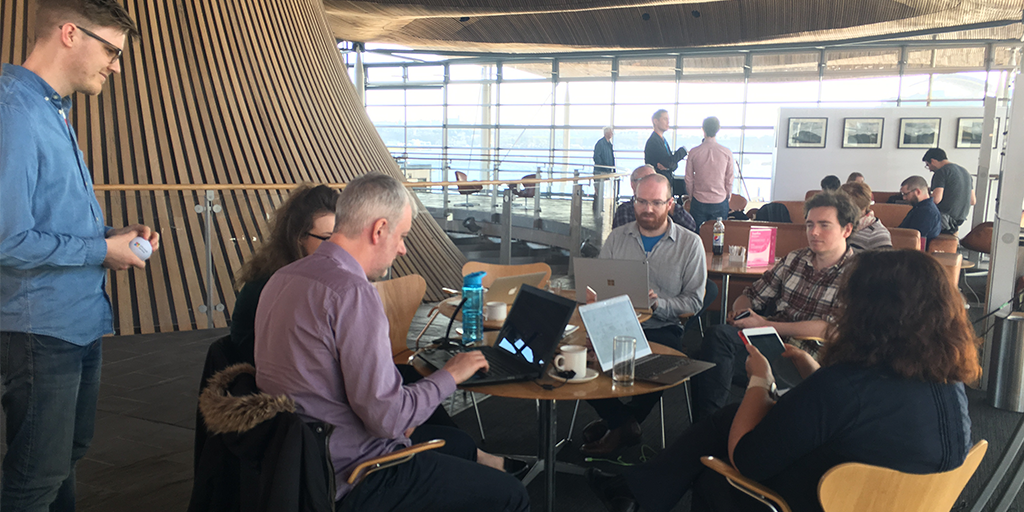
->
[[612, 200, 698, 233], [743, 247, 853, 324]]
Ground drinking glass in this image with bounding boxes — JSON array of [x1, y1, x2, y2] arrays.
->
[[612, 336, 636, 386]]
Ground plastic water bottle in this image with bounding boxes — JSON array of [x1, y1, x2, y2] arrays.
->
[[461, 271, 486, 345], [713, 218, 725, 255]]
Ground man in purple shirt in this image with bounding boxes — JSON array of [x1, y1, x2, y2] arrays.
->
[[254, 174, 528, 511]]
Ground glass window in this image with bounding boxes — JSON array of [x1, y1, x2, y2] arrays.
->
[[447, 105, 485, 125], [930, 72, 987, 100], [678, 82, 745, 103], [365, 89, 404, 106], [407, 128, 442, 147], [683, 55, 744, 76], [739, 154, 774, 179], [450, 64, 494, 81], [746, 81, 819, 102], [448, 83, 484, 104], [447, 129, 487, 148], [407, 66, 444, 83], [499, 129, 552, 149], [555, 81, 614, 104], [499, 82, 554, 105], [678, 104, 744, 127], [820, 76, 899, 102], [503, 62, 552, 80], [619, 57, 677, 77], [366, 106, 404, 125], [368, 66, 405, 82], [406, 106, 442, 125], [377, 127, 405, 147], [615, 81, 676, 105], [559, 60, 612, 78], [406, 88, 442, 105], [613, 106, 665, 128], [499, 104, 552, 126], [557, 103, 612, 127], [742, 129, 776, 152]]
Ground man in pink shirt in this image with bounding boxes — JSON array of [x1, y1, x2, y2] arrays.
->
[[684, 116, 735, 230]]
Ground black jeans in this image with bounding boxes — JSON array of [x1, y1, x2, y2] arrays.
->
[[587, 324, 684, 429], [336, 426, 528, 512], [625, 403, 762, 512], [693, 324, 748, 421]]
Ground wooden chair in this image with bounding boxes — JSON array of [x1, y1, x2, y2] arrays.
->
[[871, 203, 911, 228], [701, 440, 987, 512], [462, 261, 552, 290], [928, 233, 959, 254], [455, 171, 483, 207], [887, 227, 921, 251], [348, 439, 446, 485], [729, 194, 748, 213], [372, 274, 427, 365]]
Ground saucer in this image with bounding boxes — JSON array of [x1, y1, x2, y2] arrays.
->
[[547, 367, 599, 384]]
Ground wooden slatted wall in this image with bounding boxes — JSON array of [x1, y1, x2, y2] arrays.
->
[[1, 0, 465, 335]]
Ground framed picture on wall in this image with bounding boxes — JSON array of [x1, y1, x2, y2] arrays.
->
[[898, 118, 940, 149], [787, 118, 827, 148], [956, 117, 999, 149], [842, 118, 884, 148]]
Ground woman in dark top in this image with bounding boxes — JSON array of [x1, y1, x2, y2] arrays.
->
[[230, 184, 340, 363], [589, 249, 981, 512]]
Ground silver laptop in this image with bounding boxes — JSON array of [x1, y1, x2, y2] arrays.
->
[[579, 295, 715, 385], [484, 271, 548, 305], [573, 257, 650, 309]]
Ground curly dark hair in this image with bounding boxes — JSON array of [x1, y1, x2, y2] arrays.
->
[[234, 184, 339, 289], [819, 249, 980, 383], [803, 191, 860, 228]]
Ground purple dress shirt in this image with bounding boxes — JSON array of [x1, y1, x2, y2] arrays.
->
[[254, 241, 456, 500]]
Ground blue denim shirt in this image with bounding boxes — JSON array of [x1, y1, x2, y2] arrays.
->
[[1, 64, 112, 345]]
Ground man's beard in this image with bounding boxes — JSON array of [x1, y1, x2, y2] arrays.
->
[[637, 211, 667, 231]]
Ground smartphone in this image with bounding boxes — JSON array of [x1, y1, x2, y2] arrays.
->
[[739, 327, 804, 388], [733, 310, 752, 321]]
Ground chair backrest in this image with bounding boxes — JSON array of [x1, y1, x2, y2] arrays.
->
[[928, 233, 959, 254], [372, 274, 427, 357], [818, 440, 987, 512], [729, 193, 748, 212], [515, 174, 537, 198], [699, 220, 809, 257], [454, 171, 482, 193], [462, 261, 552, 290], [930, 251, 962, 288], [887, 227, 921, 251], [871, 203, 911, 228], [961, 222, 993, 254]]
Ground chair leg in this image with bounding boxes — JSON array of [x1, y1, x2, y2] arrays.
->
[[684, 380, 694, 425], [470, 391, 486, 443], [659, 396, 666, 449], [567, 399, 581, 443], [412, 307, 441, 349]]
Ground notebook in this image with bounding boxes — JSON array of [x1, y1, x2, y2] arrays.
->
[[579, 295, 715, 385], [484, 271, 548, 305], [417, 285, 576, 385], [573, 257, 650, 309]]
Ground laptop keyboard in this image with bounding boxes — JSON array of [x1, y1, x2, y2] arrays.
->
[[477, 347, 524, 376], [635, 356, 693, 380]]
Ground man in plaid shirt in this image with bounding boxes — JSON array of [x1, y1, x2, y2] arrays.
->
[[692, 192, 861, 420], [613, 165, 697, 233]]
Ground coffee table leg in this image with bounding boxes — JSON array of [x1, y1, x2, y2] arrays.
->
[[539, 399, 556, 512], [719, 275, 730, 324]]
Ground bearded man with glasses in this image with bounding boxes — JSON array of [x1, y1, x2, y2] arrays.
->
[[580, 173, 708, 456], [0, 1, 158, 510]]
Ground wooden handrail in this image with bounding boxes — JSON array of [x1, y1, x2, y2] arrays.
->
[[91, 172, 629, 192]]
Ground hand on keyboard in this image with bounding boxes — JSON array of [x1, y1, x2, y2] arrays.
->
[[443, 351, 490, 384]]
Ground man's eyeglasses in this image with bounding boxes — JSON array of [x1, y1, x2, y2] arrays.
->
[[69, 25, 123, 64], [306, 232, 330, 241], [634, 198, 671, 208]]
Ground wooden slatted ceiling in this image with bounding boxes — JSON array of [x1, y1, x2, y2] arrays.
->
[[1, 0, 465, 335]]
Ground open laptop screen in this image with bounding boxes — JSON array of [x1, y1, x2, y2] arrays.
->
[[578, 295, 654, 372], [491, 284, 577, 369]]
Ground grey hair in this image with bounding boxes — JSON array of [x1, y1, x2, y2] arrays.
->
[[334, 173, 417, 237], [603, 126, 614, 134], [630, 164, 655, 183]]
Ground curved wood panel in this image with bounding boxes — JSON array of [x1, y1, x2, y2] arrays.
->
[[2, 0, 465, 334]]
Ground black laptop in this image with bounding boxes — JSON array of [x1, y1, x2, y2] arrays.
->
[[417, 284, 577, 385]]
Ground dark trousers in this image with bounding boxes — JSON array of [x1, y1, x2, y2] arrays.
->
[[336, 426, 528, 512], [693, 325, 748, 421], [624, 403, 762, 512], [587, 325, 683, 429], [1, 332, 102, 512], [690, 198, 730, 232]]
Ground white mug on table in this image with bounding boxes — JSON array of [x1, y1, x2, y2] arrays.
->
[[553, 345, 587, 380], [483, 301, 507, 322]]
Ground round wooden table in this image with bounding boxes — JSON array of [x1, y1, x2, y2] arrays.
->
[[414, 299, 684, 512], [436, 289, 651, 331]]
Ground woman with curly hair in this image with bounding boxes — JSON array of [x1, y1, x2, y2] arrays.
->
[[590, 249, 980, 512]]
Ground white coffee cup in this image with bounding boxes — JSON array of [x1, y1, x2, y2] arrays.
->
[[483, 301, 507, 322], [553, 345, 588, 380]]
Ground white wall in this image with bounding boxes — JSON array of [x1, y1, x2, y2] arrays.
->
[[772, 107, 1003, 212]]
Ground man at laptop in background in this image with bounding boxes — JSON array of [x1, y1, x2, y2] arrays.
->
[[613, 165, 697, 233], [254, 174, 528, 512], [692, 192, 858, 421], [582, 173, 707, 456]]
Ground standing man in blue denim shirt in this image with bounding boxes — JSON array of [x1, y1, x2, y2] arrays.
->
[[0, 1, 158, 510]]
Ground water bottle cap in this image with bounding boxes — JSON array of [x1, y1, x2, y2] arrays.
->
[[463, 271, 486, 287]]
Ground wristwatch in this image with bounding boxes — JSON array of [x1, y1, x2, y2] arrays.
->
[[747, 375, 778, 399]]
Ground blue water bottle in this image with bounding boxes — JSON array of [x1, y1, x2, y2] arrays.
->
[[461, 271, 486, 345]]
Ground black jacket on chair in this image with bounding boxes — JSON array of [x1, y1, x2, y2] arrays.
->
[[188, 363, 335, 512]]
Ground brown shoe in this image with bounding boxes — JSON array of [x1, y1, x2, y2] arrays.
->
[[580, 418, 642, 456], [582, 419, 609, 444]]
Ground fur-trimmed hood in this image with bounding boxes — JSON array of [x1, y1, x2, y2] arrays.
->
[[199, 363, 295, 434]]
